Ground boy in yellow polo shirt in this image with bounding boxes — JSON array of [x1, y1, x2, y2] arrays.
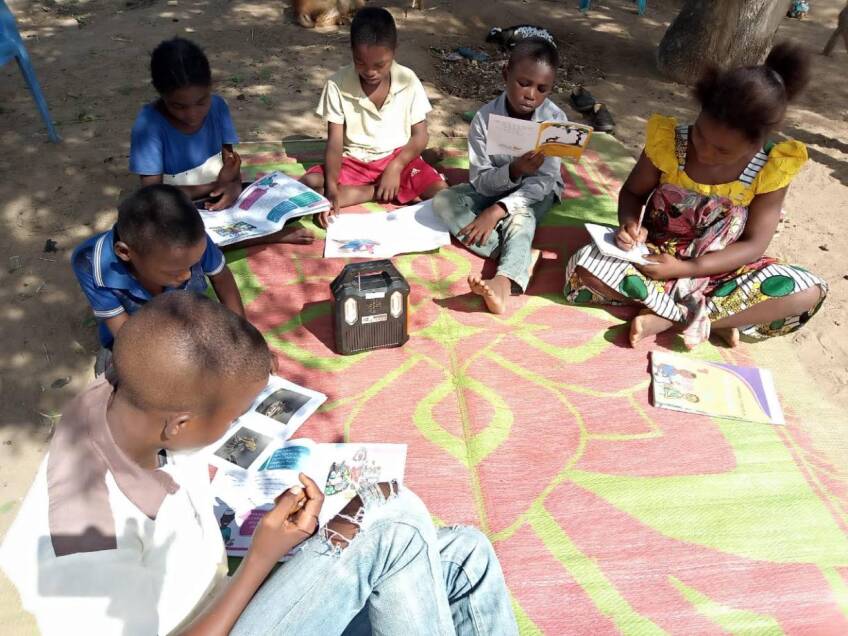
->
[[301, 7, 447, 227]]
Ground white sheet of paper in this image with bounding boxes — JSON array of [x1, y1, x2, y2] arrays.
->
[[484, 114, 540, 156], [324, 200, 451, 258], [585, 223, 650, 265]]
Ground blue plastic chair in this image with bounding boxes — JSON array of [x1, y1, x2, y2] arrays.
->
[[580, 0, 646, 15], [0, 0, 60, 142]]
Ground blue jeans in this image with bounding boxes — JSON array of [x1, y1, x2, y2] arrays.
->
[[433, 183, 555, 292], [231, 488, 518, 635]]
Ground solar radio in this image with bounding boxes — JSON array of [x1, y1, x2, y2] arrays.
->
[[330, 260, 410, 355]]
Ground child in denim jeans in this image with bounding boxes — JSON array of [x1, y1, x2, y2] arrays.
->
[[0, 292, 518, 636], [434, 38, 566, 314]]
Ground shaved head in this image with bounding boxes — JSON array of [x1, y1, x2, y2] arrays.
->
[[112, 292, 270, 415]]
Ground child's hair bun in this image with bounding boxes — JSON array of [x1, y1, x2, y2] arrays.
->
[[764, 41, 810, 102]]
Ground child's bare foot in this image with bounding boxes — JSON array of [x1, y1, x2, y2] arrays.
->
[[279, 227, 315, 245], [469, 274, 510, 314], [713, 327, 739, 348], [629, 309, 674, 347]]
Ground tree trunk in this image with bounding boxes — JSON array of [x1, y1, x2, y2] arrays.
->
[[657, 0, 793, 84]]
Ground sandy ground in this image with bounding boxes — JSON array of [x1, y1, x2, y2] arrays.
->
[[0, 0, 846, 627]]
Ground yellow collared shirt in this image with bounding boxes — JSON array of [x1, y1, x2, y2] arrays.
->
[[315, 62, 432, 163]]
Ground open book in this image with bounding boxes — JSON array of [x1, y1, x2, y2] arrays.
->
[[199, 171, 329, 246], [650, 351, 785, 425], [211, 440, 407, 558], [195, 375, 406, 559], [485, 113, 593, 159]]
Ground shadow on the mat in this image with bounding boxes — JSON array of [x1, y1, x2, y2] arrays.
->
[[433, 293, 484, 314], [299, 299, 337, 353]]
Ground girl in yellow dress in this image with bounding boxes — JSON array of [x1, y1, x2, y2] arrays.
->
[[564, 43, 827, 349]]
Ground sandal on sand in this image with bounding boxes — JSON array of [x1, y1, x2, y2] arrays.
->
[[570, 86, 596, 113], [591, 103, 615, 133]]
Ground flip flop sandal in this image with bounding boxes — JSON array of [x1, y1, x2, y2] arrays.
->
[[591, 103, 615, 133], [570, 86, 597, 113]]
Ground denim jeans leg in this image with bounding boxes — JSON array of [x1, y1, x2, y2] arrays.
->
[[437, 526, 519, 636], [495, 193, 556, 292], [342, 526, 518, 636], [433, 184, 502, 259], [231, 488, 455, 636]]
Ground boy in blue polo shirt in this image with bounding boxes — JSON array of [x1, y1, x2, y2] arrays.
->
[[72, 184, 246, 356]]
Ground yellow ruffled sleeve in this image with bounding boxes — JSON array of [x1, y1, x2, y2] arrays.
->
[[754, 140, 808, 194], [644, 114, 679, 175]]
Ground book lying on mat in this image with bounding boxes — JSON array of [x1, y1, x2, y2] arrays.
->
[[650, 351, 785, 425], [585, 222, 650, 265], [324, 200, 451, 258], [199, 171, 329, 246], [485, 113, 593, 159], [211, 440, 407, 559]]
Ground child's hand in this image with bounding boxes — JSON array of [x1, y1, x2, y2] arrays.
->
[[615, 221, 648, 250], [509, 151, 545, 181], [458, 204, 507, 247], [218, 148, 242, 184], [206, 180, 242, 211], [375, 163, 402, 203], [318, 183, 341, 228], [636, 253, 693, 281], [247, 473, 324, 567]]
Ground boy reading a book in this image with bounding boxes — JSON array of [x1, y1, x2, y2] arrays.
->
[[71, 184, 245, 360], [0, 292, 518, 635], [433, 38, 567, 314], [300, 7, 447, 227]]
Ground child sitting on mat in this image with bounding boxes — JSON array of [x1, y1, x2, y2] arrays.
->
[[564, 43, 827, 349], [433, 38, 567, 314], [0, 292, 519, 636], [129, 37, 311, 246], [300, 7, 447, 227], [71, 184, 245, 368]]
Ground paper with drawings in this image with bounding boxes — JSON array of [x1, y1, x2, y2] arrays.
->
[[324, 200, 451, 258], [585, 222, 650, 265]]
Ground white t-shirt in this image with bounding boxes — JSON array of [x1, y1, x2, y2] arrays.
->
[[315, 62, 432, 163], [0, 379, 228, 635]]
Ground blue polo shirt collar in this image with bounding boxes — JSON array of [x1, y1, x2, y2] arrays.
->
[[93, 228, 152, 299]]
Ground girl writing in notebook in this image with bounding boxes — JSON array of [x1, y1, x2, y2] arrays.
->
[[564, 43, 827, 349]]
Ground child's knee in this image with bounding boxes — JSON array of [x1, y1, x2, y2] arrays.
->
[[433, 187, 461, 223]]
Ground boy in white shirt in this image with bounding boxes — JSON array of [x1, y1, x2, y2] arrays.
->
[[0, 292, 517, 635]]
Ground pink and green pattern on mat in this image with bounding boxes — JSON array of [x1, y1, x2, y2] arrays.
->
[[228, 137, 848, 634]]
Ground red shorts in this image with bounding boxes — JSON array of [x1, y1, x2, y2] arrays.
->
[[305, 147, 444, 204]]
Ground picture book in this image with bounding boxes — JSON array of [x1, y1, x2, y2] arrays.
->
[[212, 441, 407, 558], [650, 351, 785, 425], [485, 113, 593, 160], [585, 222, 650, 265], [324, 200, 451, 259], [197, 375, 327, 470], [199, 171, 330, 246]]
